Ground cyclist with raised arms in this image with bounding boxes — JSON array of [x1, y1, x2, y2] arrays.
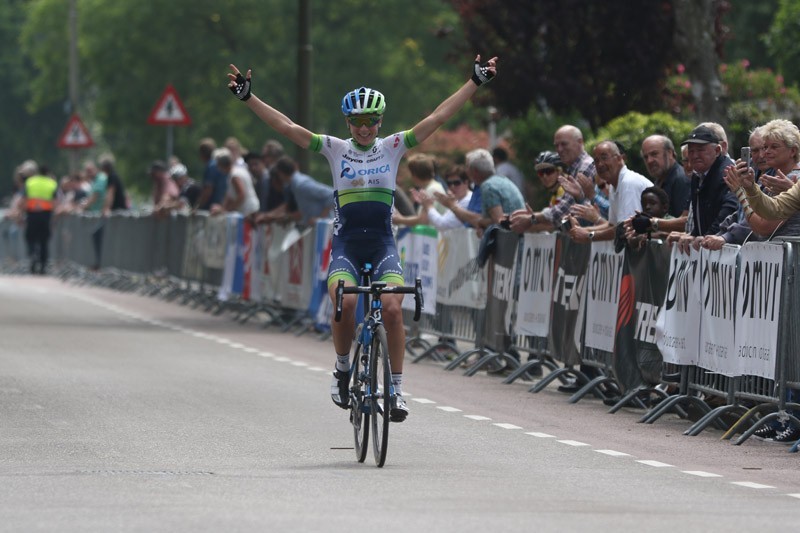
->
[[227, 55, 497, 421]]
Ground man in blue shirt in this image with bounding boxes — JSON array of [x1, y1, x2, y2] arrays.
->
[[271, 156, 335, 226]]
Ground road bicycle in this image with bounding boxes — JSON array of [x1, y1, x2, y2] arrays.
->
[[334, 264, 422, 467]]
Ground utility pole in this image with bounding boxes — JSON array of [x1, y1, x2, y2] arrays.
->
[[68, 0, 79, 174], [296, 0, 312, 172]]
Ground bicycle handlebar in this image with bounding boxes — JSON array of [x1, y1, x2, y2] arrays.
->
[[334, 278, 424, 322]]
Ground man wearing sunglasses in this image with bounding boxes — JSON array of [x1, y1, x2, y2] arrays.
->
[[509, 151, 576, 233], [228, 54, 497, 422]]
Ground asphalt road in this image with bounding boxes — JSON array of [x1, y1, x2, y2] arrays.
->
[[1, 275, 799, 532]]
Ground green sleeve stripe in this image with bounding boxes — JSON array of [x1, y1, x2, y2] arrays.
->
[[404, 130, 418, 149], [309, 134, 322, 152], [338, 187, 394, 207]]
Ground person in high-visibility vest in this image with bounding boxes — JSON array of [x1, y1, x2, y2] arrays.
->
[[23, 165, 58, 274]]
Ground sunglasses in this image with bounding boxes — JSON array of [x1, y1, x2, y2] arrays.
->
[[537, 168, 558, 177], [346, 115, 382, 128], [446, 179, 464, 187]]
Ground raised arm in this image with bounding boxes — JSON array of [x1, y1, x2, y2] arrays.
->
[[227, 64, 314, 150], [411, 55, 497, 144]]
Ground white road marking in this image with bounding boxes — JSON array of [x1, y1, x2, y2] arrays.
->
[[786, 493, 800, 499], [525, 432, 556, 438], [493, 423, 522, 430], [731, 481, 774, 489], [436, 406, 462, 413], [637, 460, 673, 468], [558, 440, 589, 447], [411, 398, 436, 404], [291, 361, 309, 367], [464, 415, 492, 421], [682, 471, 722, 478], [594, 449, 631, 457], [273, 356, 291, 363]]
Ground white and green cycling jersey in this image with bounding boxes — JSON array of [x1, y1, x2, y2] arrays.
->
[[310, 130, 418, 241]]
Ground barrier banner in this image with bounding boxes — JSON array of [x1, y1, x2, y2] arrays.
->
[[515, 233, 556, 337], [203, 215, 227, 270], [484, 229, 520, 352], [735, 242, 783, 379], [182, 215, 206, 282], [584, 241, 624, 352], [656, 246, 702, 366], [549, 234, 590, 365], [613, 242, 671, 391], [436, 227, 486, 309], [310, 220, 334, 331], [398, 225, 438, 316], [218, 214, 243, 301], [253, 223, 290, 302], [240, 219, 254, 301], [697, 246, 738, 375], [276, 225, 315, 310]]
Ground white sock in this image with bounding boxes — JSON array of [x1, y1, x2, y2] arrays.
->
[[336, 353, 350, 372], [391, 373, 403, 395]]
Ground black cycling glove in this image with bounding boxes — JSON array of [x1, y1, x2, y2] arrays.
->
[[471, 59, 495, 86], [229, 72, 252, 101]]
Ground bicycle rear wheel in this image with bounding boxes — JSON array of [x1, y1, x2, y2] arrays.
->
[[370, 324, 391, 467], [350, 328, 368, 463]]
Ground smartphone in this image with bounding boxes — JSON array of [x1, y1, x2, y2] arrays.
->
[[741, 146, 751, 168], [560, 217, 572, 232]]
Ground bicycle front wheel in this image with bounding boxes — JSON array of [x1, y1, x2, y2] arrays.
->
[[370, 324, 391, 467], [351, 327, 368, 463]]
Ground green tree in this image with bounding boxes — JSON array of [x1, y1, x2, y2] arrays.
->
[[766, 0, 800, 85]]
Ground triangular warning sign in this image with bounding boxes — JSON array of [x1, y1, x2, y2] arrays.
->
[[148, 84, 192, 126], [57, 114, 94, 149]]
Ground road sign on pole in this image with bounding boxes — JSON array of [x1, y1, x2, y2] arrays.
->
[[57, 114, 94, 149], [147, 84, 192, 126]]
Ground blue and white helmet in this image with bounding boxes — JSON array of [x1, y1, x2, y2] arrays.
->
[[341, 87, 386, 116]]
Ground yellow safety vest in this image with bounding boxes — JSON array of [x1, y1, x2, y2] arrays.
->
[[25, 175, 58, 212]]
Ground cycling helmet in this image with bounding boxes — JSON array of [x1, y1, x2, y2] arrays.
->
[[535, 151, 565, 171], [341, 87, 386, 116]]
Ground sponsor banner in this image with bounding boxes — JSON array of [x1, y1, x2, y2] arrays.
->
[[182, 215, 206, 281], [436, 227, 487, 309], [484, 229, 520, 352], [584, 241, 624, 352], [735, 242, 783, 379], [253, 223, 290, 302], [549, 233, 590, 366], [515, 233, 556, 337], [277, 226, 315, 310], [240, 219, 254, 301], [656, 246, 702, 366], [398, 225, 438, 316], [310, 220, 334, 331], [697, 246, 739, 375], [614, 242, 671, 391], [203, 215, 228, 270], [218, 214, 243, 301]]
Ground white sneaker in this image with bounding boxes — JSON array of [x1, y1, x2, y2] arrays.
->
[[390, 394, 409, 422], [330, 370, 350, 409]]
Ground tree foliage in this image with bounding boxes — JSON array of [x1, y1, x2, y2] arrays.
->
[[766, 0, 800, 86], [15, 0, 468, 194], [448, 0, 675, 129]]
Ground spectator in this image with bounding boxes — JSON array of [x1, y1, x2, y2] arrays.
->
[[196, 138, 227, 210], [680, 144, 692, 177], [393, 153, 445, 226], [568, 140, 653, 243], [412, 164, 473, 231], [711, 119, 800, 250], [150, 160, 179, 208], [640, 135, 691, 217], [211, 148, 260, 217], [261, 139, 285, 170], [435, 148, 524, 231], [270, 155, 335, 226], [668, 124, 737, 252], [624, 186, 673, 248], [224, 136, 247, 168], [156, 163, 200, 213], [55, 173, 87, 215], [492, 146, 525, 195], [509, 151, 578, 233], [99, 155, 128, 215], [22, 163, 58, 274], [78, 159, 109, 270]]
